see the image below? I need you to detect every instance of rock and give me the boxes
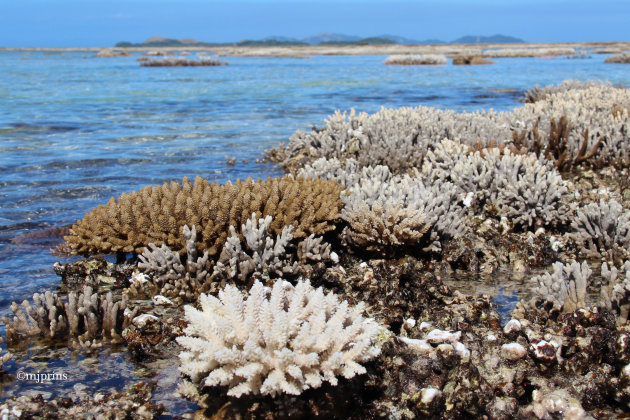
[425,329,461,344]
[501,342,527,361]
[503,319,522,335]
[152,295,174,306]
[530,340,557,364]
[132,314,159,328]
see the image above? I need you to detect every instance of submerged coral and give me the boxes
[177,279,382,397]
[65,176,343,256]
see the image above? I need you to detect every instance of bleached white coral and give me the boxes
[177,279,383,397]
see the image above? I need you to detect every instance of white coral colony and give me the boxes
[177,279,383,397]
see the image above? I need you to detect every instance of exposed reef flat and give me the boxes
[3,41,630,58]
[2,82,630,418]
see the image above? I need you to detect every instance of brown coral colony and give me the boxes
[64,175,343,257]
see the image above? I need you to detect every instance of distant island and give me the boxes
[115,33,526,48]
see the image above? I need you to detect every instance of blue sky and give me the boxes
[1,0,628,47]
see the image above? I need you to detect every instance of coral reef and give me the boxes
[65,176,343,256]
[95,48,130,57]
[0,337,12,370]
[572,198,630,259]
[482,47,576,57]
[177,279,382,397]
[451,55,494,65]
[424,141,573,229]
[605,53,630,64]
[601,261,630,324]
[383,54,447,65]
[270,84,630,172]
[140,57,227,67]
[522,79,609,103]
[1,285,137,347]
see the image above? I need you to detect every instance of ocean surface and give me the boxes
[0,50,629,407]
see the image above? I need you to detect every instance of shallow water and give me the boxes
[1,50,629,411]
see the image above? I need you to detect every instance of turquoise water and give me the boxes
[0,50,629,308]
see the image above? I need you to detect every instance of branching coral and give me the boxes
[1,286,137,347]
[0,338,12,370]
[495,157,572,229]
[601,261,630,324]
[177,279,383,397]
[572,199,630,259]
[424,140,573,229]
[272,83,630,172]
[211,214,299,282]
[133,225,213,302]
[65,176,343,256]
[341,173,468,253]
[530,261,591,314]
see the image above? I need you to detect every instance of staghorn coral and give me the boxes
[383,54,447,65]
[134,225,213,302]
[341,172,468,253]
[572,198,630,259]
[424,140,573,229]
[272,83,630,172]
[495,155,572,229]
[1,285,137,347]
[601,261,630,324]
[177,279,382,397]
[297,234,332,264]
[65,175,343,256]
[529,261,591,314]
[211,214,299,282]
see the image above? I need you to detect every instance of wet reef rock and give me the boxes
[65,175,343,256]
[177,279,383,398]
